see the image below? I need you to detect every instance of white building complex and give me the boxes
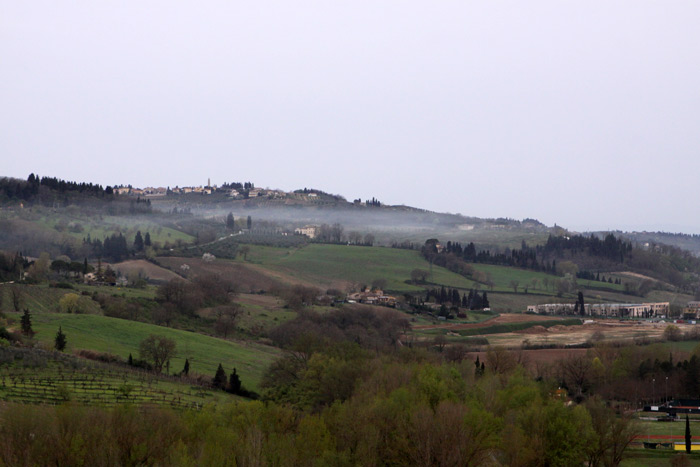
[527,302,669,318]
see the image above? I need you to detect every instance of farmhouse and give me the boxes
[295,225,318,239]
[346,289,397,307]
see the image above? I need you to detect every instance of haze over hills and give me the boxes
[5,173,700,256]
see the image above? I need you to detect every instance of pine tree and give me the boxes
[144,232,152,247]
[228,368,241,394]
[213,363,227,389]
[20,308,33,337]
[54,326,66,351]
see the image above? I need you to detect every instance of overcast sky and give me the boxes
[2,1,699,232]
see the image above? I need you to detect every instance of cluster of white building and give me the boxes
[114,183,317,201]
[527,302,670,318]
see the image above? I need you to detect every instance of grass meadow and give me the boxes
[242,244,478,292]
[19,313,280,392]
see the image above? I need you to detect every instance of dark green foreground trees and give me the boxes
[0,361,637,466]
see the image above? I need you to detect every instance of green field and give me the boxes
[0,284,102,314]
[74,283,158,300]
[242,244,478,292]
[660,340,700,354]
[19,313,280,392]
[36,213,194,246]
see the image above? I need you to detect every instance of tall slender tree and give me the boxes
[686,413,692,453]
[54,326,67,351]
[228,368,241,394]
[21,308,33,337]
[133,231,144,252]
[213,363,227,389]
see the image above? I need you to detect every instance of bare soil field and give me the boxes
[156,257,301,292]
[483,319,694,348]
[112,259,182,282]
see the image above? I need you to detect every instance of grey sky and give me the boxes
[2,1,699,232]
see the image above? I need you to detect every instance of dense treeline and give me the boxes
[0,175,155,218]
[425,287,489,310]
[420,233,700,293]
[0,174,113,202]
[422,233,633,277]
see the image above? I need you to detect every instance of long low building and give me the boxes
[527,302,669,318]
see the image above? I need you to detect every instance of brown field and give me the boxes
[476,319,697,349]
[112,259,182,282]
[155,256,311,292]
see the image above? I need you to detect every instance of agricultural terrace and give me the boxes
[0,365,234,409]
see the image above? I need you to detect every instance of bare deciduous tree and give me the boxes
[214,304,242,339]
[139,334,177,373]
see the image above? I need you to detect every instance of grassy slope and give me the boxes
[0,284,102,314]
[23,313,280,392]
[244,244,478,292]
[36,213,194,245]
[230,245,653,313]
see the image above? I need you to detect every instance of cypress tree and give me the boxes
[54,326,66,351]
[183,358,190,376]
[20,308,33,337]
[133,231,144,251]
[228,368,241,394]
[213,363,227,389]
